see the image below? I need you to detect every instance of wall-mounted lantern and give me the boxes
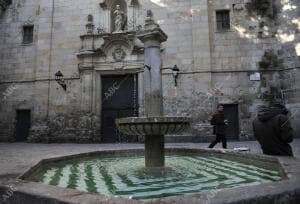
[55,71,67,91]
[171,65,180,87]
[144,64,180,87]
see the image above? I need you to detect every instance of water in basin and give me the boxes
[29,154,282,200]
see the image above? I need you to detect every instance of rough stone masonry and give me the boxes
[0,0,299,143]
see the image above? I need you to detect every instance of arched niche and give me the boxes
[99,0,140,32]
[110,0,127,32]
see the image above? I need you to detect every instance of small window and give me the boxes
[23,25,34,44]
[216,10,230,31]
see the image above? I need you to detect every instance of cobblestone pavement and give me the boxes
[0,139,299,178]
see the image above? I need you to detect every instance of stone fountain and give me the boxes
[15,10,291,204]
[116,11,190,168]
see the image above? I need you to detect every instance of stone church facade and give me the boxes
[0,0,299,143]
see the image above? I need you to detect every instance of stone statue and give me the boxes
[113,5,126,32]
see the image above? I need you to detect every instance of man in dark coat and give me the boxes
[208,104,228,149]
[252,103,294,156]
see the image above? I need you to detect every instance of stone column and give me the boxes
[137,12,168,117]
[137,11,168,167]
[144,132,165,167]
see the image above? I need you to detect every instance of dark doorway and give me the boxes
[222,104,239,140]
[101,74,138,143]
[15,110,31,142]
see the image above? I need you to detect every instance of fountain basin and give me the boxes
[115,117,190,136]
[116,117,190,167]
[20,149,287,202]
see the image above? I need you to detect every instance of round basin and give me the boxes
[115,117,190,136]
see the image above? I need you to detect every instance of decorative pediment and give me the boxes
[77,31,144,59]
[101,32,134,52]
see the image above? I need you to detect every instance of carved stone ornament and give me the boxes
[112,46,126,62]
[233,4,244,12]
[130,0,139,7]
[99,0,108,9]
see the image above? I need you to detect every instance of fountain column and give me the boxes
[137,11,168,167]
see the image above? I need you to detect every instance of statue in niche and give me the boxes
[113,5,127,32]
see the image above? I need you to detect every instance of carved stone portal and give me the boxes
[77,0,144,69]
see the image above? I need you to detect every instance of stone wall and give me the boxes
[0,0,299,142]
[205,0,300,139]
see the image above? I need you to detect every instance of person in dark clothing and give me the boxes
[209,104,228,149]
[252,103,294,156]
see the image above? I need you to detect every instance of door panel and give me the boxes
[101,75,138,143]
[15,110,31,142]
[102,75,135,110]
[223,104,239,140]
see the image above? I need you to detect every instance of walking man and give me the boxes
[209,104,228,149]
[253,103,294,156]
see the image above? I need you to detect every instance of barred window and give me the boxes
[23,25,34,44]
[216,10,230,31]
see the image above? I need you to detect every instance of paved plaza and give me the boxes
[0,139,299,179]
